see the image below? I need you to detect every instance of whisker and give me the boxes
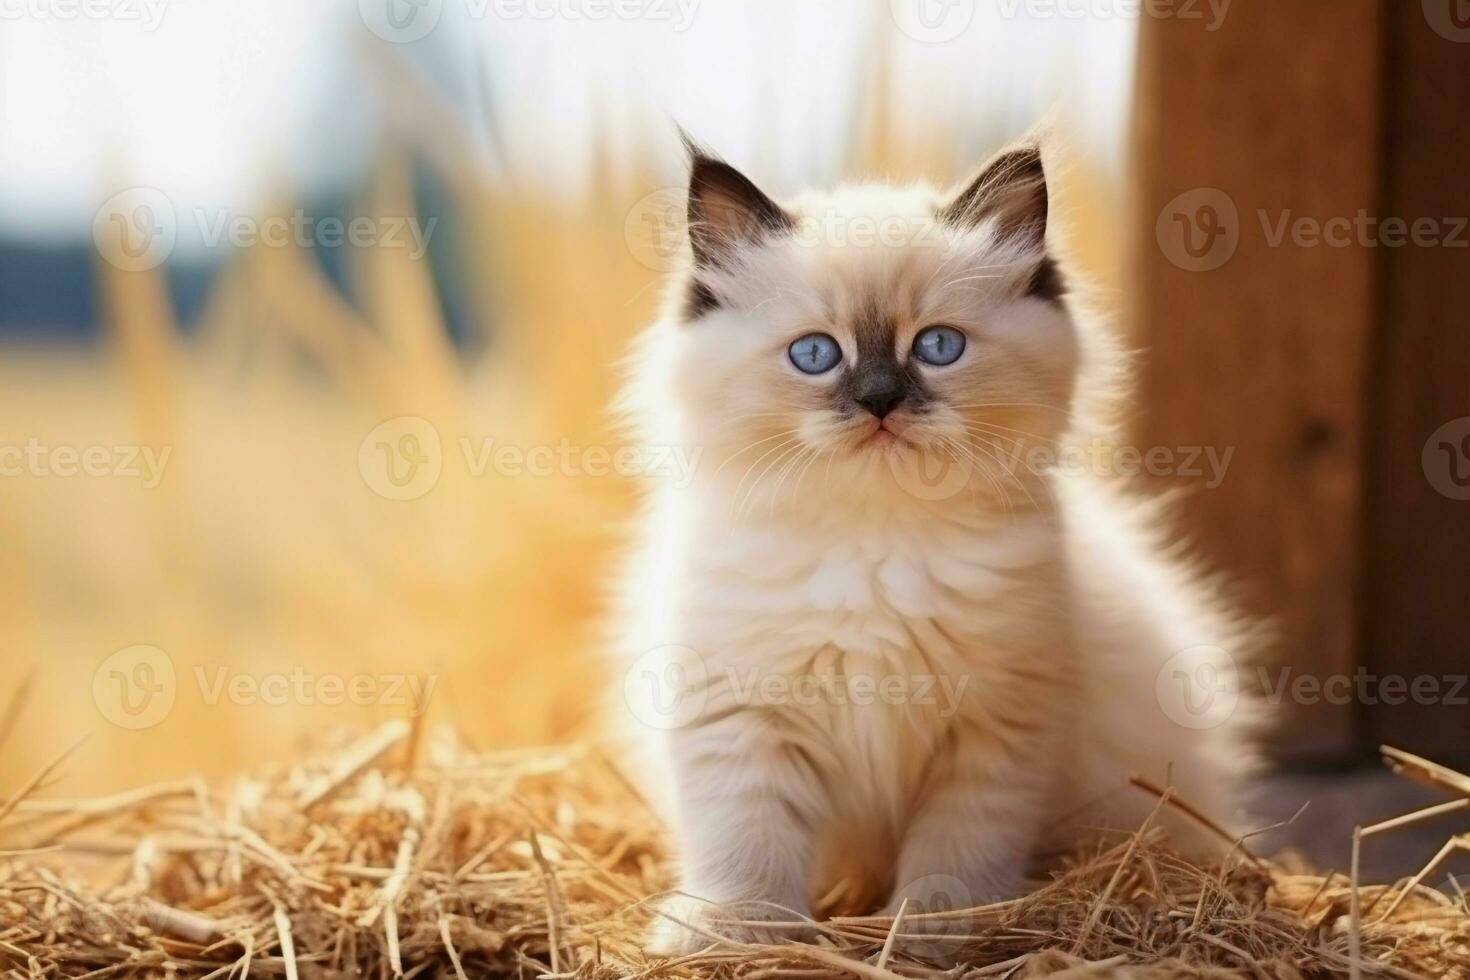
[917,246,971,297]
[970,441,1036,518]
[713,411,801,428]
[710,429,797,479]
[945,402,1072,415]
[959,419,1060,447]
[730,437,799,522]
[791,445,828,500]
[955,432,1049,517]
[940,272,1004,289]
[966,433,1058,514]
[735,439,804,524]
[746,283,807,316]
[767,445,814,519]
[748,441,808,523]
[937,434,1013,523]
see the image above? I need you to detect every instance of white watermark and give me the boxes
[194,666,437,714]
[888,437,1236,503]
[890,0,977,43]
[359,417,444,502]
[996,0,1231,30]
[93,187,436,272]
[1156,188,1240,272]
[93,644,437,730]
[1156,645,1240,730]
[359,0,699,43]
[888,873,976,959]
[1424,417,1470,500]
[0,439,171,489]
[1258,210,1468,250]
[1157,644,1470,729]
[460,437,701,487]
[725,667,969,716]
[93,646,177,730]
[358,416,701,501]
[623,645,971,730]
[0,0,168,30]
[1423,0,1470,43]
[998,439,1235,488]
[1159,187,1469,272]
[625,190,957,272]
[194,210,436,259]
[892,0,1228,44]
[1259,667,1469,708]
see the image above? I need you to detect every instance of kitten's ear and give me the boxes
[939,144,1049,249]
[683,136,794,267]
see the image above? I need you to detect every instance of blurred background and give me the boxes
[0,1,1466,876]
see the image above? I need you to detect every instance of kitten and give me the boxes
[613,136,1260,955]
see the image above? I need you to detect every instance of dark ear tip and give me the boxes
[675,125,720,171]
[1004,143,1045,174]
[939,140,1051,234]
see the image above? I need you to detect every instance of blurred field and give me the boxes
[0,62,1125,795]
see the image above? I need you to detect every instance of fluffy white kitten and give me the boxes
[613,138,1259,954]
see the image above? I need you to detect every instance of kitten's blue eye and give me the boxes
[788,333,842,374]
[913,325,966,366]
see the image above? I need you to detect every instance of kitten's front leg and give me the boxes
[885,734,1049,925]
[651,719,824,955]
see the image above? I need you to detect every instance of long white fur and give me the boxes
[610,160,1260,954]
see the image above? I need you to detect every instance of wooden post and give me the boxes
[1130,2,1386,760]
[1363,4,1470,758]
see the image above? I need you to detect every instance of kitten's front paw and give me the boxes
[648,896,717,957]
[648,895,814,955]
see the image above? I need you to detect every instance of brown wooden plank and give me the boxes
[1364,5,1470,758]
[1129,2,1386,760]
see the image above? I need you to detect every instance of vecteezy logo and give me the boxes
[624,187,687,272]
[1155,645,1239,730]
[359,0,443,43]
[887,440,975,502]
[1423,0,1470,42]
[93,645,177,730]
[1156,188,1239,272]
[622,645,709,730]
[887,873,973,960]
[890,0,976,43]
[359,416,443,501]
[92,188,177,272]
[1423,417,1470,500]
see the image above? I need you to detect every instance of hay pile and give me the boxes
[2,724,1467,979]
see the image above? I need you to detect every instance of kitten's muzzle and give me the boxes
[843,359,917,422]
[855,384,906,420]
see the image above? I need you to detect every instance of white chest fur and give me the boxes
[624,489,1072,795]
[673,498,1063,664]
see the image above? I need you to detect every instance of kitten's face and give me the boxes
[666,145,1079,513]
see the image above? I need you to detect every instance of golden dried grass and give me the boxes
[0,28,1129,795]
[0,138,1123,796]
[0,137,658,790]
[1,730,1467,979]
[0,36,1353,979]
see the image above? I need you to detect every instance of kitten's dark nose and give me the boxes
[856,386,905,419]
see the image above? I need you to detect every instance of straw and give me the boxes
[2,730,1466,978]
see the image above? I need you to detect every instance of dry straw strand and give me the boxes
[0,732,1467,979]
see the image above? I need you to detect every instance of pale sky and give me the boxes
[0,0,1135,248]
